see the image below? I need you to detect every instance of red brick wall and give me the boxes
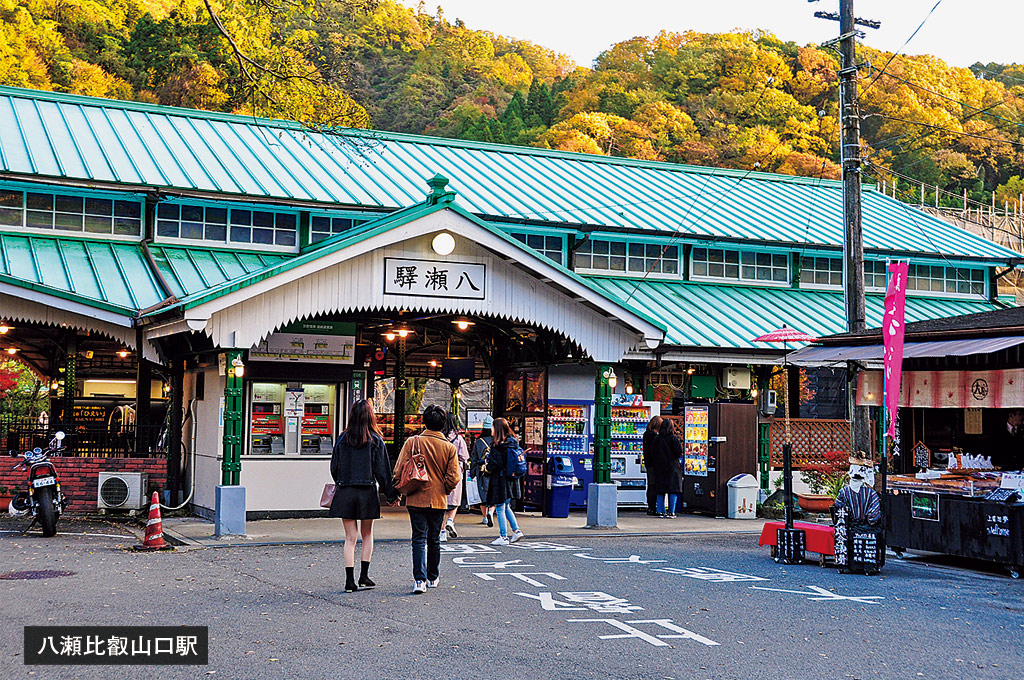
[0,457,167,512]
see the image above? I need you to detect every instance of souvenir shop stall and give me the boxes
[797,307,1024,577]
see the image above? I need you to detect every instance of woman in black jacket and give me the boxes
[484,418,524,545]
[329,399,396,592]
[642,415,663,516]
[653,418,684,518]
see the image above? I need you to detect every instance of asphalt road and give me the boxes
[1,518,1022,680]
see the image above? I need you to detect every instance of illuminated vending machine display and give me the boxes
[300,384,336,455]
[546,400,591,508]
[609,395,660,506]
[250,383,285,454]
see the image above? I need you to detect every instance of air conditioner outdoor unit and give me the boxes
[725,367,751,390]
[97,472,149,510]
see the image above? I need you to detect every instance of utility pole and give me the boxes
[813,0,879,454]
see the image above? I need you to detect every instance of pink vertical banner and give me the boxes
[882,261,909,438]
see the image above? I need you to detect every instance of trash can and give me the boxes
[544,456,574,518]
[727,474,759,519]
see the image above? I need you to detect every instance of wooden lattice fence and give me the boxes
[768,418,858,469]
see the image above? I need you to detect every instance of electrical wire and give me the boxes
[860,0,944,98]
[870,113,1024,148]
[874,71,1024,130]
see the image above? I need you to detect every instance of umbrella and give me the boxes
[753,324,817,533]
[752,327,818,344]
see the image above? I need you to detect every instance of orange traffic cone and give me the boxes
[138,491,167,551]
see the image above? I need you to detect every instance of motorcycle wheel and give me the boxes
[36,487,58,537]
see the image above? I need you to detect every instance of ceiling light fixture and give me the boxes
[118,348,129,359]
[0,322,10,334]
[452,318,475,331]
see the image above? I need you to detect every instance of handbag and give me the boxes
[319,483,336,509]
[395,436,430,496]
[464,470,482,506]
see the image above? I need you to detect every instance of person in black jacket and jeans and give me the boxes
[330,400,396,592]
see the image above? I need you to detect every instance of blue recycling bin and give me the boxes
[545,456,574,518]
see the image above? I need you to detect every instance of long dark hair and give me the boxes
[491,417,514,445]
[658,418,675,437]
[646,415,663,433]
[343,399,381,448]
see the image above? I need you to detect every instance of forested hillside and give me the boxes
[2,0,1023,204]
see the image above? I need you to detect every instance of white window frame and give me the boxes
[0,183,144,241]
[803,256,989,299]
[308,212,371,245]
[574,237,681,279]
[508,231,566,266]
[689,247,790,286]
[155,200,299,253]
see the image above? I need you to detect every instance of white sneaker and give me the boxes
[439,530,448,542]
[510,530,525,543]
[413,580,427,594]
[491,536,511,545]
[446,521,458,539]
[427,578,439,588]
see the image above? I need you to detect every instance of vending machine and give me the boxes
[609,395,660,506]
[250,383,285,454]
[299,384,335,455]
[546,400,592,508]
[681,402,758,516]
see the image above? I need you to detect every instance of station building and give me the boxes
[0,86,1017,522]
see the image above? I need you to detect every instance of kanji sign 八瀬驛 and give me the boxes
[383,258,486,300]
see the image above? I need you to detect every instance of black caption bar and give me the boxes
[24,626,208,665]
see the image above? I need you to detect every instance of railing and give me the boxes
[1,416,166,457]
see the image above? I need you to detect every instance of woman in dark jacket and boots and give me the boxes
[642,415,663,515]
[653,419,684,518]
[330,400,396,592]
[484,418,524,545]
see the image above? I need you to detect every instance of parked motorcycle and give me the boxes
[9,431,67,536]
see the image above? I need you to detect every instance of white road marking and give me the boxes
[568,618,719,647]
[573,553,666,564]
[750,585,884,604]
[452,557,535,569]
[473,572,567,587]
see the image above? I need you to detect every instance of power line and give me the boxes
[875,71,1024,130]
[871,113,1024,148]
[861,0,944,98]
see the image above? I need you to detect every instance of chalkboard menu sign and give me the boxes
[912,441,931,469]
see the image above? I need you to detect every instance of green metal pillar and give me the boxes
[62,334,76,430]
[221,350,244,486]
[393,337,407,452]
[593,364,612,485]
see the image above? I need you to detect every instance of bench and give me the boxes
[759,520,836,566]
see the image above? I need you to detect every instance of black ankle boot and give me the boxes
[358,561,375,588]
[345,566,359,593]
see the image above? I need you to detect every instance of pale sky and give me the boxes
[401,1,1022,69]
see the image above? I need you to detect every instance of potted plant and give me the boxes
[797,449,850,513]
[0,485,12,513]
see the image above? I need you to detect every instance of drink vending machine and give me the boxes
[610,395,660,506]
[546,400,592,508]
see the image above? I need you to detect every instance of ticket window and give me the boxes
[250,383,286,455]
[248,382,337,455]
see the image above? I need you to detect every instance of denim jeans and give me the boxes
[408,507,445,581]
[657,493,680,514]
[494,499,520,538]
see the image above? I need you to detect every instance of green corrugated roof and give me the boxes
[0,86,1018,262]
[0,233,296,315]
[148,245,291,299]
[587,277,1003,349]
[162,196,668,341]
[0,233,162,313]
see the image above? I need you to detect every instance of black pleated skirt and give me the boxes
[328,485,381,520]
